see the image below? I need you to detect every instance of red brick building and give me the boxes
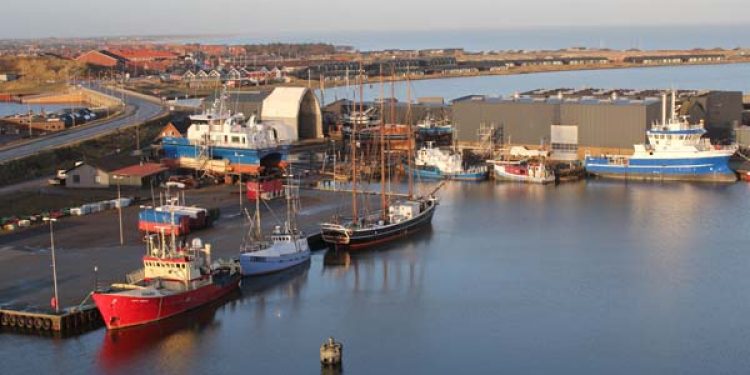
[75,50,123,68]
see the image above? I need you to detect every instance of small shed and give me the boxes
[64,163,111,188]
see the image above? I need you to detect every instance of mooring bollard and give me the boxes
[320,336,343,367]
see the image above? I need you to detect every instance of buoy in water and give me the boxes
[320,336,343,366]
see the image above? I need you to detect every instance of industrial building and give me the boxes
[452,88,743,158]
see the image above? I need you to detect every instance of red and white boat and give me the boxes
[93,235,241,330]
[490,159,556,184]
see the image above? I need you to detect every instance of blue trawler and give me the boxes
[584,92,737,182]
[161,90,288,173]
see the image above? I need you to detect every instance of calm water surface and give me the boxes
[322,63,750,104]
[3,181,750,374]
[181,25,750,52]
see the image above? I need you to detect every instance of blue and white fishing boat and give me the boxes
[584,92,737,182]
[161,88,288,173]
[412,142,487,181]
[416,115,453,137]
[239,178,310,276]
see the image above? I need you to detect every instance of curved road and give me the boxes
[0,84,166,164]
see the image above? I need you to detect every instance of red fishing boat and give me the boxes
[92,234,241,330]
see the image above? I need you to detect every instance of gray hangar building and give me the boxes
[451,89,743,157]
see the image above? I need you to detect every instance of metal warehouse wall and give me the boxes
[560,102,660,149]
[453,99,659,149]
[453,100,556,145]
[700,91,743,141]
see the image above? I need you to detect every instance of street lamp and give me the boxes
[112,175,124,246]
[43,217,59,313]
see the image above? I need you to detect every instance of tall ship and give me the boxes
[239,173,311,276]
[584,92,737,182]
[412,142,487,181]
[92,234,241,330]
[161,88,288,174]
[320,72,439,251]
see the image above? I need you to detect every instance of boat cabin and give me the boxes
[389,201,421,223]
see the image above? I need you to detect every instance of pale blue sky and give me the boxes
[2,0,746,39]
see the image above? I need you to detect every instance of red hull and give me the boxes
[92,277,240,330]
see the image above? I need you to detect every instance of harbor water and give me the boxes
[177,25,750,53]
[321,62,750,104]
[3,180,750,374]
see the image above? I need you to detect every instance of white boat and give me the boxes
[239,175,310,276]
[491,159,556,184]
[413,142,487,181]
[239,225,310,276]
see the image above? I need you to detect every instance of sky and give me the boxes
[1,0,747,40]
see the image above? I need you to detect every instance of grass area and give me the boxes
[0,81,68,96]
[0,56,86,96]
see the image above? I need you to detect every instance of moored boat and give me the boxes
[320,70,441,251]
[92,235,241,330]
[320,197,438,251]
[583,92,737,182]
[491,159,556,184]
[416,115,453,137]
[239,175,310,276]
[412,142,487,181]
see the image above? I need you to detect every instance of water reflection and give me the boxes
[96,293,231,373]
[96,262,311,373]
[322,226,433,295]
[239,261,311,323]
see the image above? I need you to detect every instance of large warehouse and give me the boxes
[452,88,743,157]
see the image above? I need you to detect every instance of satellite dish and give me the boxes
[191,238,203,249]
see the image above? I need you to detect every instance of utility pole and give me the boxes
[43,217,59,313]
[113,175,124,246]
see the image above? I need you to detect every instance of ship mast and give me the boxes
[254,179,262,241]
[406,65,414,199]
[351,63,361,223]
[379,64,387,220]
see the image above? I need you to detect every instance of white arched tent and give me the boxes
[261,87,323,142]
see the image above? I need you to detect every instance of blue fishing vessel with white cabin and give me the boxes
[161,89,288,174]
[411,142,487,181]
[584,92,737,182]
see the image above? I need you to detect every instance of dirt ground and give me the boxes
[0,183,374,309]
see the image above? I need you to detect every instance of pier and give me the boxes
[0,304,102,335]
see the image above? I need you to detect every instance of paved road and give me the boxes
[0,84,166,164]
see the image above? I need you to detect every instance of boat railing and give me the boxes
[126,268,145,284]
[320,223,348,232]
[240,241,271,254]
